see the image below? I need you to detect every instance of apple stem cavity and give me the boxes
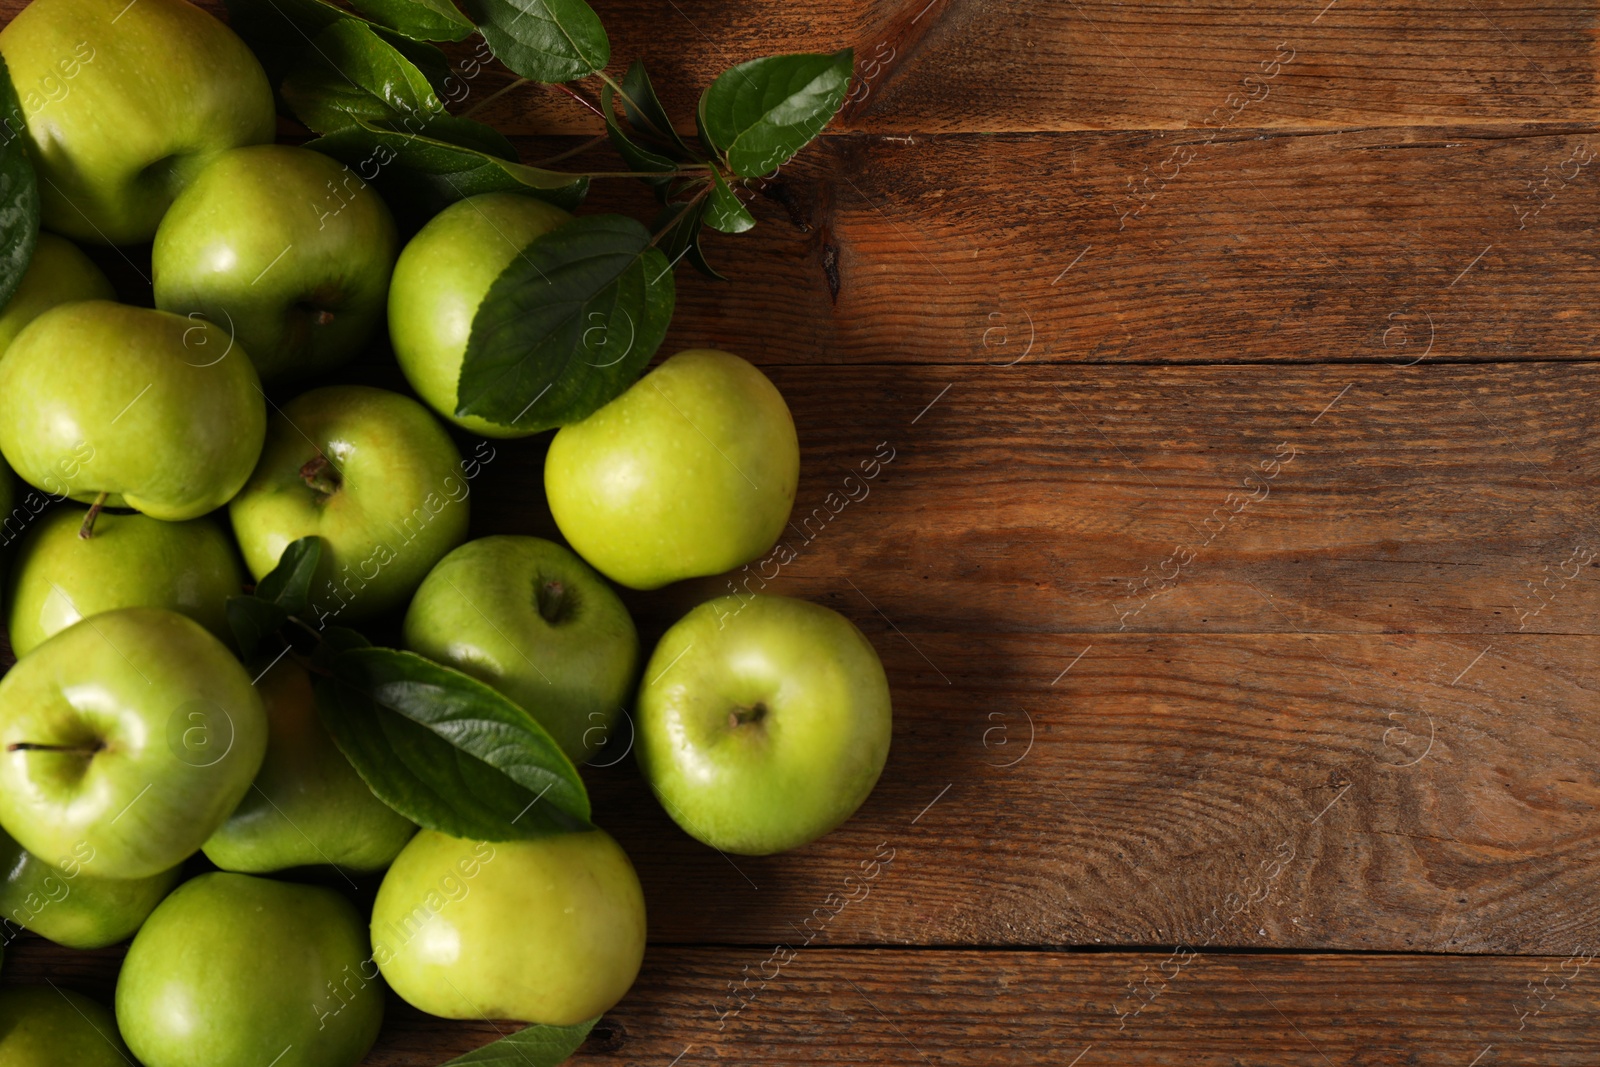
[535,579,570,624]
[728,702,768,729]
[78,492,109,540]
[299,454,342,496]
[8,740,105,755]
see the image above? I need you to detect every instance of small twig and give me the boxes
[461,76,529,119]
[528,133,610,167]
[649,181,715,248]
[79,491,108,540]
[550,81,608,123]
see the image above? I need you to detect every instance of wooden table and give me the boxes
[8,0,1600,1063]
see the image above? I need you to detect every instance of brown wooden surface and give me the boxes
[5,0,1600,1062]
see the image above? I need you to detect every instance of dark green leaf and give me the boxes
[619,60,692,158]
[225,596,289,664]
[226,0,354,83]
[281,19,442,134]
[457,0,608,83]
[317,648,591,840]
[703,170,755,234]
[455,214,674,431]
[697,49,853,178]
[652,197,721,280]
[598,82,675,192]
[308,120,587,222]
[256,536,323,614]
[442,1018,598,1066]
[0,55,39,311]
[348,0,474,41]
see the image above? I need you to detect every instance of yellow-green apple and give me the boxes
[402,536,638,763]
[0,0,274,243]
[116,871,382,1067]
[0,607,267,879]
[0,233,114,352]
[7,506,244,657]
[636,593,891,854]
[0,985,131,1065]
[204,660,415,873]
[0,301,265,521]
[372,829,645,1024]
[153,145,400,382]
[229,385,470,623]
[545,349,799,590]
[0,828,178,948]
[387,191,570,437]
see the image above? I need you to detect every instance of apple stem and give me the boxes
[728,702,768,729]
[299,454,342,495]
[8,741,104,755]
[78,492,109,540]
[535,579,569,624]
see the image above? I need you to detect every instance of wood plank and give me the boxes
[10,942,1599,1064]
[544,126,1600,368]
[451,0,1599,134]
[468,361,1600,637]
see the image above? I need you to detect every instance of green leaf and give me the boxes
[225,536,324,661]
[256,536,323,614]
[281,19,443,133]
[225,596,289,665]
[316,647,591,841]
[458,0,608,83]
[308,120,587,222]
[703,170,755,234]
[226,0,356,82]
[697,49,853,178]
[598,82,675,192]
[348,0,474,41]
[442,1018,598,1066]
[652,197,721,280]
[455,214,674,431]
[619,60,692,158]
[0,55,39,311]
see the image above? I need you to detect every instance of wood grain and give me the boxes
[450,0,1600,134]
[467,361,1600,637]
[535,126,1600,368]
[11,941,1598,1065]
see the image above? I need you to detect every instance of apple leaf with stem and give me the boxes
[455,213,674,431]
[457,0,609,84]
[315,647,593,840]
[697,49,854,178]
[441,1017,599,1066]
[0,54,38,311]
[347,0,475,42]
[308,119,589,222]
[598,81,677,195]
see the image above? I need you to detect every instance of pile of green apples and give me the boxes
[0,0,893,1062]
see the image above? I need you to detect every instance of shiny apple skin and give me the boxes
[0,233,115,353]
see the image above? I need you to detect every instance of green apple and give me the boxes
[0,233,114,353]
[153,144,400,382]
[0,985,131,1065]
[204,659,415,873]
[0,0,274,244]
[403,536,639,763]
[117,871,382,1067]
[0,301,266,522]
[636,593,891,855]
[0,607,267,879]
[545,349,799,590]
[229,385,470,623]
[7,506,244,658]
[388,191,570,438]
[372,829,645,1025]
[0,827,178,948]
